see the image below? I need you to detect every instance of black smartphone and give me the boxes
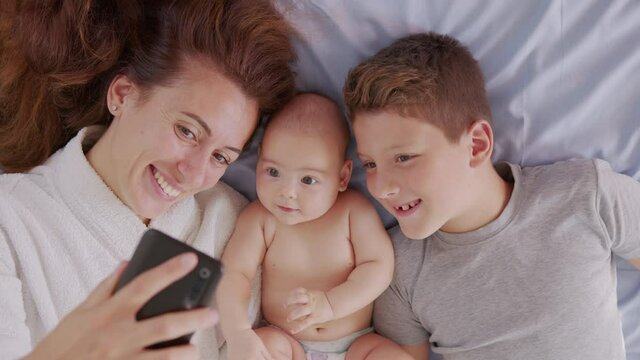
[113,228,223,349]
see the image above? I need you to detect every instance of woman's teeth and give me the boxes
[153,168,181,198]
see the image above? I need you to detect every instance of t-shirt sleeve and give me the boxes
[0,225,32,359]
[595,160,640,259]
[373,271,429,346]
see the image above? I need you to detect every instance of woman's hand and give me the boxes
[25,253,218,360]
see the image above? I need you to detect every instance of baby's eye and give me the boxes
[301,176,317,185]
[396,154,413,163]
[175,124,196,141]
[267,168,279,177]
[212,152,230,166]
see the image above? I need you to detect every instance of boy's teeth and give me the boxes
[153,168,181,198]
[397,200,420,211]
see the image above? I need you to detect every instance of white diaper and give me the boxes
[299,327,374,360]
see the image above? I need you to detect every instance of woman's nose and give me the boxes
[177,149,209,188]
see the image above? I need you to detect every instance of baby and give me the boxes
[217,93,410,360]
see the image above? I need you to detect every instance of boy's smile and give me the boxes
[393,199,423,217]
[353,110,474,239]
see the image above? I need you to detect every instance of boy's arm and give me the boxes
[324,191,394,319]
[594,161,640,266]
[216,202,268,339]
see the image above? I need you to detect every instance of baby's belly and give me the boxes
[261,273,373,341]
[263,294,373,341]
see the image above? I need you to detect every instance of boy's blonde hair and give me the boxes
[343,32,491,142]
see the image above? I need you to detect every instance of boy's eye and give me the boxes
[301,176,317,185]
[267,168,279,177]
[362,161,376,169]
[212,152,230,166]
[176,124,196,141]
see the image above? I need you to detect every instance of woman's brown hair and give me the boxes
[0,0,296,172]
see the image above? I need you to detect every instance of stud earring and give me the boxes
[111,105,117,112]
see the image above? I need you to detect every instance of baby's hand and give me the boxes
[285,287,334,334]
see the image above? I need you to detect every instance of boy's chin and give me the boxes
[398,221,437,240]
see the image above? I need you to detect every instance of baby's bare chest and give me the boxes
[263,224,354,287]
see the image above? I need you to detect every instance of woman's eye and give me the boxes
[396,155,412,163]
[176,125,196,141]
[267,168,279,177]
[301,176,317,185]
[212,152,230,165]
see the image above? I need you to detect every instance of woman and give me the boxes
[0,0,295,359]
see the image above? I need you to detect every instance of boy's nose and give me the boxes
[369,171,399,200]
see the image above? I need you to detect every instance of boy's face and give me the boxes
[353,111,473,239]
[256,127,351,225]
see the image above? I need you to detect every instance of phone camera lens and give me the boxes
[199,267,211,279]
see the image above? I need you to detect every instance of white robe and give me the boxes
[0,127,247,359]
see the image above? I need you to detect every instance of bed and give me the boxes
[221,0,640,358]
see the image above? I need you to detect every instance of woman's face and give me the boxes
[88,59,259,222]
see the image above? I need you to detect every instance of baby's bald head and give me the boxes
[264,93,350,159]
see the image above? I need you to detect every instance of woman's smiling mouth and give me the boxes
[151,166,182,199]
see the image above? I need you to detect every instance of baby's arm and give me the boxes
[325,191,394,317]
[287,191,394,332]
[216,202,272,359]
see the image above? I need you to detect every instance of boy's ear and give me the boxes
[466,119,494,168]
[107,74,137,117]
[338,159,353,191]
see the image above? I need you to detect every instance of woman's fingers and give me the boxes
[81,261,128,308]
[135,344,199,360]
[111,253,198,312]
[131,307,217,350]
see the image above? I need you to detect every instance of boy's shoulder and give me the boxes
[517,158,603,195]
[521,157,600,176]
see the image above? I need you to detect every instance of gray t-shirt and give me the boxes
[374,159,640,360]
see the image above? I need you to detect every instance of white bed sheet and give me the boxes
[1,0,637,358]
[222,1,640,358]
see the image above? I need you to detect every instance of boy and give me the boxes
[217,93,411,360]
[343,32,640,359]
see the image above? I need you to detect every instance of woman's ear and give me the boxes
[466,119,494,168]
[338,159,353,191]
[107,74,137,117]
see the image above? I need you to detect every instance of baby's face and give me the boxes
[256,127,348,225]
